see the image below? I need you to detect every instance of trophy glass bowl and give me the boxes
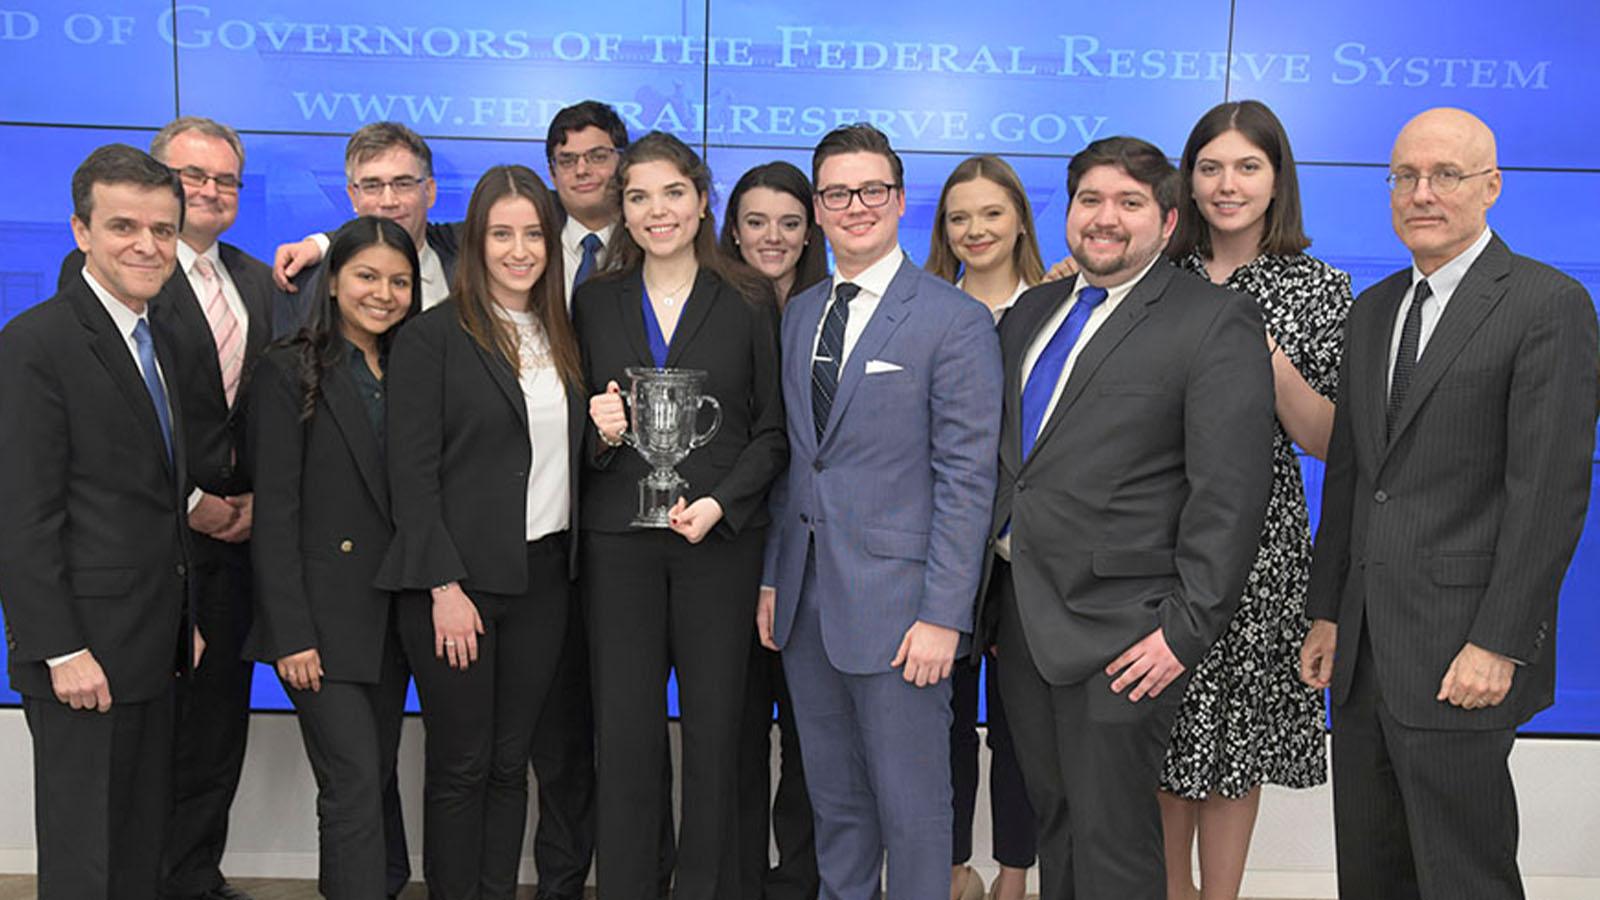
[621,367,722,528]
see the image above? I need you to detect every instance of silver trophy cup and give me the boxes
[621,367,722,528]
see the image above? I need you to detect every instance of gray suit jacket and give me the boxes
[975,262,1276,685]
[1306,233,1598,730]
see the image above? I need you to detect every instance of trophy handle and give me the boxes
[619,390,639,449]
[690,395,722,450]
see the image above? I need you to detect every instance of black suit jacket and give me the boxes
[975,263,1276,683]
[275,221,460,340]
[0,274,192,702]
[572,268,787,537]
[244,346,397,683]
[1306,234,1598,729]
[60,243,274,497]
[376,300,585,594]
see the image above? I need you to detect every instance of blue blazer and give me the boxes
[764,255,1002,674]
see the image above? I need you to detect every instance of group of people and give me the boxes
[0,92,1592,900]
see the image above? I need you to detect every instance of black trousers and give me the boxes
[584,527,764,900]
[950,650,1037,868]
[26,689,175,900]
[994,563,1187,900]
[528,607,598,900]
[396,534,571,900]
[164,535,253,899]
[1331,626,1523,900]
[737,638,819,900]
[284,620,410,900]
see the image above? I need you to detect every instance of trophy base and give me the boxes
[631,473,687,529]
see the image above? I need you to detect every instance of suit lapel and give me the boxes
[470,334,528,430]
[220,243,273,371]
[1384,238,1511,451]
[1000,279,1071,474]
[69,280,176,478]
[788,282,829,456]
[618,276,656,368]
[1363,274,1409,463]
[820,258,915,445]
[1024,265,1166,464]
[321,363,389,512]
[664,271,716,368]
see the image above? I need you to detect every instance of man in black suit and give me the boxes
[60,117,274,900]
[976,136,1275,900]
[0,144,193,900]
[270,121,458,336]
[1301,108,1598,900]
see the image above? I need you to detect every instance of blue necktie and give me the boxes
[573,232,603,289]
[132,319,174,465]
[1020,286,1108,459]
[811,282,860,441]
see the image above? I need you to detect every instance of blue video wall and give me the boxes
[0,0,1597,733]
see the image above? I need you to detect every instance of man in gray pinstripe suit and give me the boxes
[1301,107,1598,900]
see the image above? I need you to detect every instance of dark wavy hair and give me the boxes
[290,216,422,421]
[599,131,774,305]
[452,164,582,391]
[926,154,1046,287]
[717,160,828,305]
[1168,100,1311,260]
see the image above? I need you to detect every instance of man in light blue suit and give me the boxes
[756,124,1003,900]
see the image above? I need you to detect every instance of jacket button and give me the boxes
[799,514,810,524]
[812,461,824,472]
[176,563,187,577]
[1374,490,1389,503]
[1015,480,1027,492]
[220,465,232,479]
[339,539,354,553]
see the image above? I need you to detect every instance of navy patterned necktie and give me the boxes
[1387,278,1432,438]
[574,232,603,289]
[811,282,860,441]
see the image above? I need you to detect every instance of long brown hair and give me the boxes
[717,161,828,305]
[452,165,582,391]
[1168,100,1312,260]
[926,154,1046,287]
[599,131,774,305]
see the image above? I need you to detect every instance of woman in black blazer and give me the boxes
[375,165,586,900]
[575,131,787,900]
[245,216,421,900]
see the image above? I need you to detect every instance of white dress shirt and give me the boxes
[996,255,1161,561]
[562,217,616,308]
[503,307,572,541]
[1387,227,1493,388]
[812,246,905,368]
[957,276,1031,325]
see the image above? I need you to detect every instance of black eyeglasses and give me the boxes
[553,146,619,171]
[816,182,899,211]
[171,165,242,193]
[351,175,428,198]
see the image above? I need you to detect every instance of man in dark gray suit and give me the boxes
[1301,108,1598,900]
[976,136,1275,900]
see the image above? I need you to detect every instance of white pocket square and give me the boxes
[865,359,904,374]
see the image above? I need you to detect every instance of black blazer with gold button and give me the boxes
[572,268,787,537]
[244,345,395,683]
[375,300,586,595]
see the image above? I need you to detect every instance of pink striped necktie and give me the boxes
[195,255,243,407]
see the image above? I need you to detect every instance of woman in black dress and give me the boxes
[576,131,787,900]
[376,165,586,900]
[246,216,420,900]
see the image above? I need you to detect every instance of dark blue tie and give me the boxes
[811,282,860,441]
[1020,285,1108,459]
[573,232,603,288]
[132,319,173,464]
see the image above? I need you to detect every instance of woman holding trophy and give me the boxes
[574,131,787,900]
[376,165,586,900]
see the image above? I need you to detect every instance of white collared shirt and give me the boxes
[500,306,571,541]
[1387,227,1493,388]
[813,246,905,369]
[562,217,616,308]
[177,241,249,347]
[957,276,1030,325]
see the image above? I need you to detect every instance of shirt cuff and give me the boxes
[46,649,88,668]
[309,232,331,255]
[187,487,204,514]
